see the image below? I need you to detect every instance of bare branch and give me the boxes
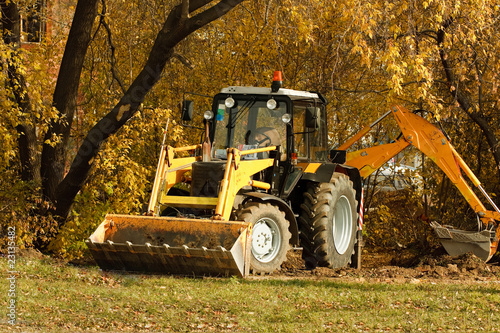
[437,18,500,178]
[181,0,190,23]
[100,0,126,93]
[172,53,194,69]
[187,0,245,31]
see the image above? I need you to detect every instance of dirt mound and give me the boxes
[266,247,500,282]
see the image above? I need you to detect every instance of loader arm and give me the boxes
[148,144,202,215]
[342,105,500,260]
[86,144,279,278]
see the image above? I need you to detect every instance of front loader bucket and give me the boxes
[430,222,497,262]
[86,214,252,277]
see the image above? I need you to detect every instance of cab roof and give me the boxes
[220,86,321,101]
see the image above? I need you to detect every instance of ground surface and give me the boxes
[259,246,500,283]
[4,248,500,332]
[17,246,500,283]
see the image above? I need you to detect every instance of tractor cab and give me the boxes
[209,86,329,164]
[179,73,332,201]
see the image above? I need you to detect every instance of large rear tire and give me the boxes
[237,202,291,273]
[299,173,358,269]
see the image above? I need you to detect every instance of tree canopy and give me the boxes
[1,0,499,255]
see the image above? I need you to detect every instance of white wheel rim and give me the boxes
[251,218,281,263]
[332,195,353,255]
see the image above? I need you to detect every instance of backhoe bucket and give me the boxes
[430,222,496,262]
[86,214,252,277]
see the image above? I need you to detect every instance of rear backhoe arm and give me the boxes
[341,105,500,260]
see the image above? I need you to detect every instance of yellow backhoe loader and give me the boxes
[341,105,500,261]
[87,72,500,277]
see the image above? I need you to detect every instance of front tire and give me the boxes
[237,202,291,273]
[299,173,358,269]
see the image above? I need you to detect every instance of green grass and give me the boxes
[1,257,500,332]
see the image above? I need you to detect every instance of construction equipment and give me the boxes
[87,71,363,277]
[341,105,500,261]
[87,71,499,277]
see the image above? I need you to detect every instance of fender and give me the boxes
[300,163,363,208]
[242,192,300,246]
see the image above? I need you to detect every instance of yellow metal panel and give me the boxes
[160,195,218,209]
[249,180,271,190]
[164,156,197,192]
[240,145,277,156]
[224,158,275,221]
[338,126,371,150]
[346,140,409,178]
[216,154,275,221]
[173,144,202,153]
[148,146,199,214]
[303,163,321,174]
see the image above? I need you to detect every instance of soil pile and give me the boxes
[271,247,500,282]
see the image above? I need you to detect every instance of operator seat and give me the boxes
[251,127,285,161]
[253,127,281,147]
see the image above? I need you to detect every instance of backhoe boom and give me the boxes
[342,105,500,260]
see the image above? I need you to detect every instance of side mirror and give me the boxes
[181,100,194,121]
[305,106,320,129]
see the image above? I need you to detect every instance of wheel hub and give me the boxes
[332,195,353,255]
[251,218,280,262]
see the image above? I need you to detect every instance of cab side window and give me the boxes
[293,106,308,160]
[293,103,328,162]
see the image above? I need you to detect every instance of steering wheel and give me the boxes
[255,133,272,147]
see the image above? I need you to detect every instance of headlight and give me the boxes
[204,110,214,120]
[225,97,235,108]
[267,98,278,110]
[282,113,291,124]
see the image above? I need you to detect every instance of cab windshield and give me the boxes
[212,98,288,159]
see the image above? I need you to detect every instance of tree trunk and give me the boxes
[54,0,244,220]
[1,1,40,183]
[40,0,100,201]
